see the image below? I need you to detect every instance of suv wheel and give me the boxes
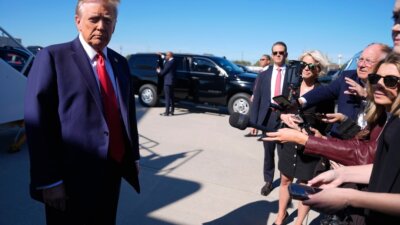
[139,84,158,107]
[228,93,251,115]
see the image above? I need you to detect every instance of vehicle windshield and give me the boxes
[343,51,361,71]
[212,57,244,74]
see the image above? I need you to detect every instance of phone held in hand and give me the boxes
[288,183,322,200]
[314,113,327,121]
[272,95,291,108]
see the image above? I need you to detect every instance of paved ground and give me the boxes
[0,100,323,225]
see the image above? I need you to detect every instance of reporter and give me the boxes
[265,56,388,166]
[302,52,400,224]
[273,50,334,225]
[294,43,391,138]
[264,112,385,165]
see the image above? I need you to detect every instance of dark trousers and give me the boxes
[262,109,279,183]
[263,140,276,182]
[164,84,175,114]
[45,162,122,225]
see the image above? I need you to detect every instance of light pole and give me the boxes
[338,54,342,66]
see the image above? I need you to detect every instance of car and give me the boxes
[26,45,43,55]
[342,51,361,71]
[0,45,33,76]
[236,64,258,74]
[333,51,361,80]
[318,69,339,84]
[127,53,258,115]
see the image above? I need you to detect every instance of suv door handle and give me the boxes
[192,77,199,80]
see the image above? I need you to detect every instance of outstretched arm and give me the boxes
[264,124,381,166]
[304,187,400,216]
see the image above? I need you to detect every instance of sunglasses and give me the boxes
[368,73,400,88]
[272,51,285,56]
[300,62,317,70]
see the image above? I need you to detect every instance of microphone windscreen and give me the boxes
[229,112,249,130]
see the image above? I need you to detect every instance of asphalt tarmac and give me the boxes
[0,100,322,225]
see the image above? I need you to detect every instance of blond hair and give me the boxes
[298,50,329,76]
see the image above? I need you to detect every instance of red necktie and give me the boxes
[274,67,282,97]
[97,53,125,162]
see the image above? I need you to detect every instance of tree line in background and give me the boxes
[233,59,341,71]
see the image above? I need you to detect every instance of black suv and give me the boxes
[127,53,257,115]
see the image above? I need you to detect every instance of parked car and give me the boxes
[236,64,257,74]
[127,53,258,115]
[26,45,43,55]
[0,46,33,75]
[331,51,361,81]
[342,51,361,71]
[318,69,339,84]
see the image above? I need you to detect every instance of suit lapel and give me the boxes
[263,67,273,102]
[71,38,105,117]
[282,64,291,97]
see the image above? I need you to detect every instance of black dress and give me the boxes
[278,82,334,181]
[366,115,400,225]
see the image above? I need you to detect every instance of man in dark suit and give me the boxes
[24,1,140,224]
[159,51,177,116]
[297,43,391,137]
[250,41,296,196]
[245,54,271,137]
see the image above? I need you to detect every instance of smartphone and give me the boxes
[272,95,291,108]
[314,113,327,121]
[288,183,322,200]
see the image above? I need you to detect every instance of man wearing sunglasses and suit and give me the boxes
[250,41,297,196]
[295,43,391,138]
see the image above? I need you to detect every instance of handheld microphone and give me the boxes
[229,112,272,132]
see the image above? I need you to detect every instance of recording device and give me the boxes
[313,113,327,121]
[229,112,272,132]
[272,95,293,111]
[288,183,322,200]
[272,94,312,133]
[287,60,305,91]
[334,118,361,140]
[274,61,315,134]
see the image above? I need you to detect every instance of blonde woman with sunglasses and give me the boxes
[272,50,334,225]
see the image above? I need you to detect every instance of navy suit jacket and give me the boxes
[250,65,295,129]
[160,58,177,85]
[302,70,363,133]
[24,38,140,202]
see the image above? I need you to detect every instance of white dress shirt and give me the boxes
[270,65,286,102]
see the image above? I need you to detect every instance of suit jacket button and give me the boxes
[104,131,109,136]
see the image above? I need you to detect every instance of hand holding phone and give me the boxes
[288,183,322,200]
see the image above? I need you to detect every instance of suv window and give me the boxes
[174,56,186,71]
[192,58,216,73]
[213,57,242,74]
[343,51,361,71]
[130,55,158,70]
